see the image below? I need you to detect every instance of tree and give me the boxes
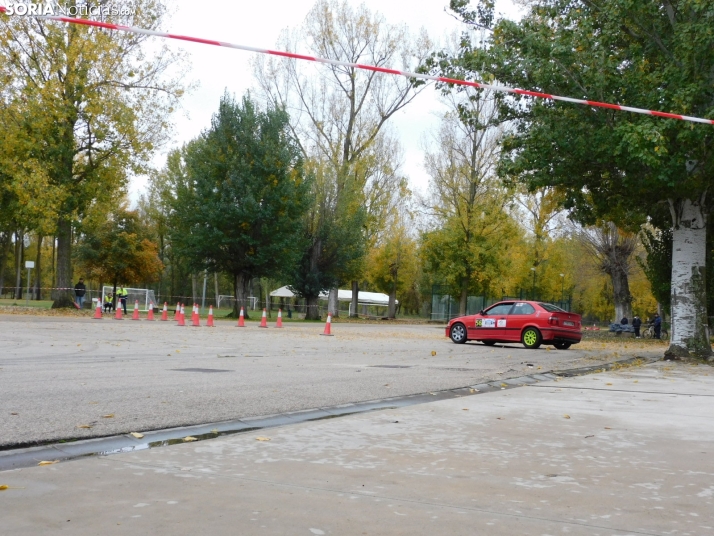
[366,207,419,318]
[639,227,673,314]
[0,0,185,307]
[287,158,366,320]
[441,0,714,358]
[254,0,430,316]
[422,87,517,314]
[75,207,163,302]
[573,222,638,321]
[171,93,310,318]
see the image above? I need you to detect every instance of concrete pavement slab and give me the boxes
[1,361,711,535]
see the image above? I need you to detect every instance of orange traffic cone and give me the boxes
[174,302,180,320]
[259,308,268,328]
[177,304,186,326]
[132,300,140,320]
[161,302,169,321]
[114,304,123,320]
[321,313,334,336]
[94,300,103,319]
[147,303,155,321]
[275,309,283,328]
[237,306,245,327]
[192,304,201,327]
[207,306,215,327]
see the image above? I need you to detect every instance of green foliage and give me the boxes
[638,228,672,311]
[171,93,311,313]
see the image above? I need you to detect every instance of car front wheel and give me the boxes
[450,323,467,344]
[522,327,542,349]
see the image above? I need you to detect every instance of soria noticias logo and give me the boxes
[3,1,135,17]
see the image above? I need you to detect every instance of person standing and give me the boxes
[118,286,128,314]
[74,278,87,309]
[620,316,629,325]
[632,315,642,338]
[653,313,662,339]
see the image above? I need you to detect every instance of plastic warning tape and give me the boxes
[1,6,712,126]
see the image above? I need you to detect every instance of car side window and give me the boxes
[485,303,514,315]
[510,303,535,315]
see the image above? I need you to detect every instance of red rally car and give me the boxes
[445,301,582,349]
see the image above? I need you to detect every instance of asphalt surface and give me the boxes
[0,315,661,447]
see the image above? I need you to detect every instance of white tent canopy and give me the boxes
[270,286,396,306]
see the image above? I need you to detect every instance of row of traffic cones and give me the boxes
[95,300,334,335]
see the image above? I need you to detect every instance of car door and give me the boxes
[473,302,514,340]
[505,302,537,341]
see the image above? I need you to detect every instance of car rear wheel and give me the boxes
[521,327,542,349]
[553,341,571,350]
[450,323,467,344]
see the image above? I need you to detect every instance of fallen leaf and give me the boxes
[500,383,508,387]
[102,414,114,419]
[211,429,219,434]
[10,412,18,415]
[183,436,197,442]
[0,485,7,490]
[563,414,571,419]
[462,408,469,411]
[604,427,612,430]
[585,435,594,438]
[38,460,58,466]
[497,417,505,420]
[633,380,638,383]
[76,425,92,429]
[606,383,613,386]
[431,351,436,356]
[255,437,271,442]
[130,432,144,439]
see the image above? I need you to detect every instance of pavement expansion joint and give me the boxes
[0,355,660,472]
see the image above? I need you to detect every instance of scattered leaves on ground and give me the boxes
[431,351,436,356]
[76,425,92,429]
[38,460,58,466]
[563,414,571,419]
[130,432,144,439]
[102,414,114,418]
[183,436,197,442]
[255,437,271,442]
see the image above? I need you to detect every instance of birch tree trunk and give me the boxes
[14,231,23,300]
[667,197,712,359]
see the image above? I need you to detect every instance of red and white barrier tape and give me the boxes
[1,6,712,126]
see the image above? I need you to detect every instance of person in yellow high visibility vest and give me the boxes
[117,287,128,314]
[104,293,114,313]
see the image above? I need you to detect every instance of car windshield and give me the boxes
[538,303,566,313]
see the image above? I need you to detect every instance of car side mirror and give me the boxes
[479,310,485,315]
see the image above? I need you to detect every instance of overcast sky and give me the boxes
[130,0,523,201]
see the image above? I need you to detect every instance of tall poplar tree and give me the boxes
[0,0,185,307]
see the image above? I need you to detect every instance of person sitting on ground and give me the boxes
[632,315,642,338]
[104,293,114,313]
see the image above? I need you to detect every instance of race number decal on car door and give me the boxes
[497,319,507,328]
